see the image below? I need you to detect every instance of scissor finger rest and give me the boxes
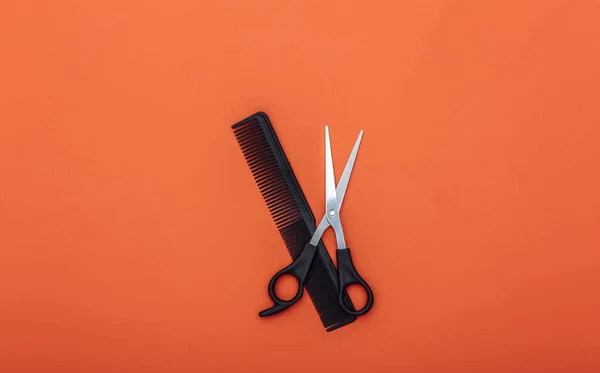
[259,243,319,317]
[336,248,374,316]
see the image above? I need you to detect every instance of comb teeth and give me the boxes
[232,113,356,331]
[233,120,303,229]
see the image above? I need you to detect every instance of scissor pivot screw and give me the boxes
[329,210,336,216]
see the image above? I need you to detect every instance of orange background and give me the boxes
[1,0,600,372]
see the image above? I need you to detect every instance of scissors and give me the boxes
[259,125,374,317]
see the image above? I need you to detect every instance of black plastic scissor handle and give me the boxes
[258,243,319,317]
[336,248,374,316]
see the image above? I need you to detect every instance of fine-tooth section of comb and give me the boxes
[232,112,356,331]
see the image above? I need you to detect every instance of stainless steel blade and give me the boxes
[335,130,363,211]
[309,127,363,249]
[325,125,338,216]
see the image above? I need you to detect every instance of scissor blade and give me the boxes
[309,215,329,246]
[336,130,363,211]
[325,125,338,214]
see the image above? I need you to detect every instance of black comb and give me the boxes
[232,112,357,331]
